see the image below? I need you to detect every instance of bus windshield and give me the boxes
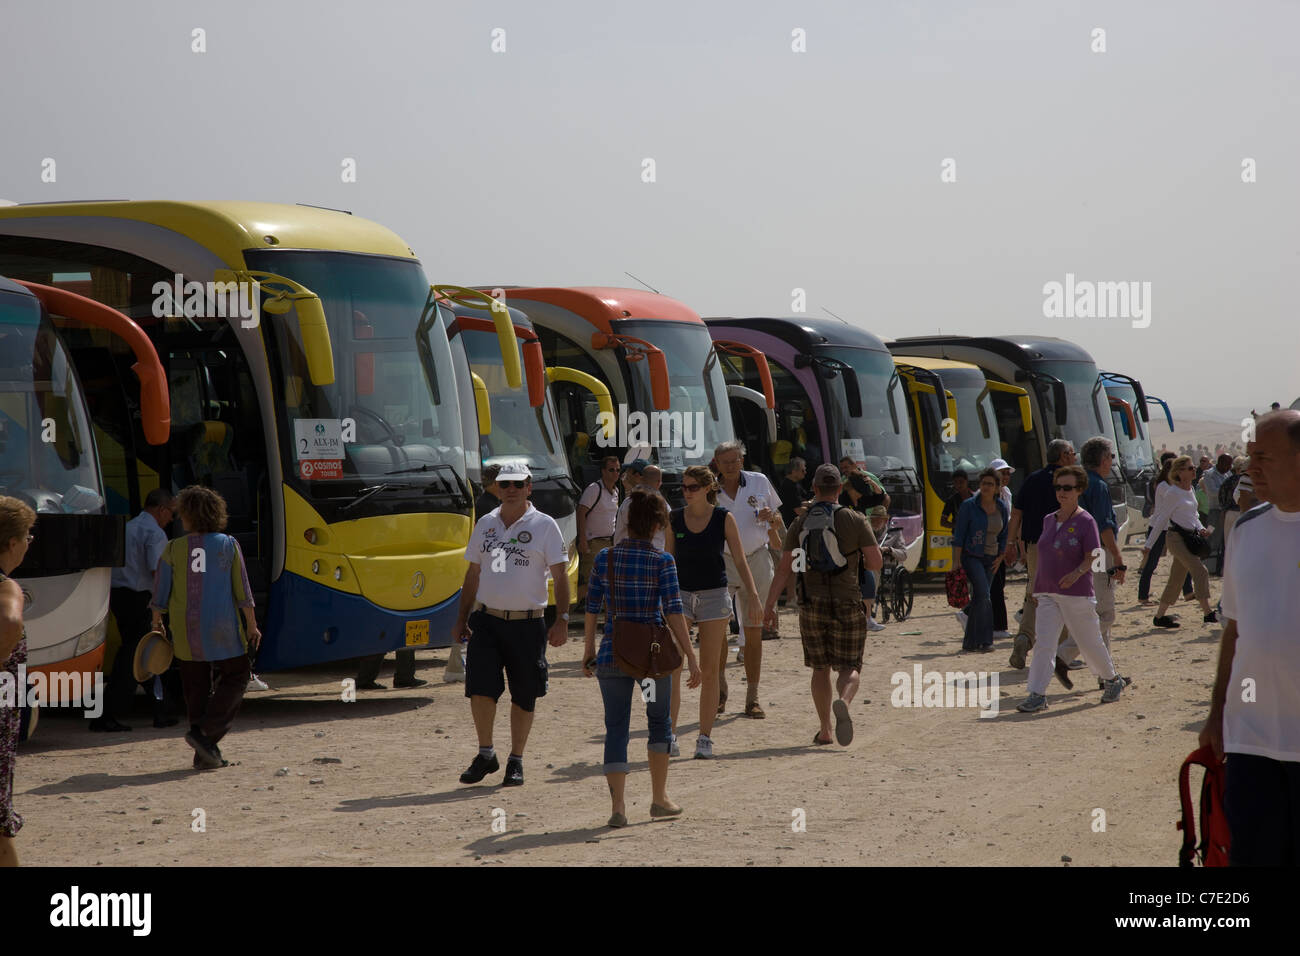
[1107,383,1154,476]
[817,346,917,481]
[1032,359,1116,452]
[461,327,569,481]
[932,371,1002,480]
[0,299,104,514]
[617,319,734,473]
[247,250,467,511]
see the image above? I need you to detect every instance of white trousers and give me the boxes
[1027,593,1117,696]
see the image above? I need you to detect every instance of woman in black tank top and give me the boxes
[663,466,760,759]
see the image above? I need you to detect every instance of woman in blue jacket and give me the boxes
[952,468,1009,651]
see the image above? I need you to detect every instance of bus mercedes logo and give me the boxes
[411,571,425,598]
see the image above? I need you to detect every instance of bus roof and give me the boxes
[706,316,890,352]
[0,201,417,267]
[891,354,986,373]
[887,334,1097,366]
[487,287,702,335]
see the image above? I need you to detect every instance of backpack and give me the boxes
[798,501,849,576]
[1176,746,1231,867]
[1219,473,1241,512]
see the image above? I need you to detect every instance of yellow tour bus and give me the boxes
[0,201,519,670]
[893,355,1031,575]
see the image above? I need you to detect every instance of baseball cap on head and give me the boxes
[496,461,531,482]
[813,463,842,487]
[623,458,650,475]
[989,458,1015,473]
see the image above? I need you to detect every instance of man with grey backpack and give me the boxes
[765,464,882,748]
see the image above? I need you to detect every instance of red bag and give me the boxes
[945,569,970,609]
[1176,746,1231,867]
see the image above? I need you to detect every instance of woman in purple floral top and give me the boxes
[1016,466,1125,714]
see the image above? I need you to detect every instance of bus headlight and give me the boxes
[75,617,108,657]
[334,566,343,581]
[312,560,321,574]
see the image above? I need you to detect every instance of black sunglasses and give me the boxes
[1053,484,1079,492]
[499,480,528,489]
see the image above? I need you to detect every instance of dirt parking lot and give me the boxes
[16,544,1218,867]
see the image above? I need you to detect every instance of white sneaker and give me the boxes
[993,630,1011,639]
[955,610,968,630]
[670,734,680,758]
[248,673,270,692]
[867,617,886,632]
[694,735,714,759]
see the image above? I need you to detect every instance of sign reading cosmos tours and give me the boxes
[294,418,344,480]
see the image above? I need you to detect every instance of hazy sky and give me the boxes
[1,0,1295,412]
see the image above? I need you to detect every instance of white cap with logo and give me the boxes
[989,458,1015,473]
[496,461,532,482]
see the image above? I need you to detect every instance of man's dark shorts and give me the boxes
[1224,751,1300,865]
[464,611,548,712]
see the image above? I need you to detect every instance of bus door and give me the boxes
[534,324,610,486]
[164,340,270,598]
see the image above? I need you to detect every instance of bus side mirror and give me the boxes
[648,350,670,411]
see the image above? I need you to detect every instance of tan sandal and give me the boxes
[743,699,766,719]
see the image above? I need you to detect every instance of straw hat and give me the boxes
[133,628,174,682]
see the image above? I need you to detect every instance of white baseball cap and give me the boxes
[496,461,532,482]
[989,458,1015,473]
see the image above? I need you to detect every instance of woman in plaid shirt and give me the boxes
[583,492,701,827]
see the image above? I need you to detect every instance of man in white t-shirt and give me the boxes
[1200,410,1300,864]
[714,440,783,718]
[614,464,666,550]
[575,455,622,604]
[451,462,569,788]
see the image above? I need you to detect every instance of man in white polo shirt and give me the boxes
[1200,410,1300,864]
[714,440,783,718]
[575,455,621,604]
[452,462,569,787]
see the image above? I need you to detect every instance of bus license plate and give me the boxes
[405,620,430,646]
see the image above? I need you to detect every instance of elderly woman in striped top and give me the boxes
[150,485,260,771]
[1144,455,1217,629]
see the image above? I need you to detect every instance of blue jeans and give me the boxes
[859,565,876,600]
[961,553,996,650]
[1138,530,1192,601]
[597,665,672,774]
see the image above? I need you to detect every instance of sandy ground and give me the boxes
[14,540,1222,868]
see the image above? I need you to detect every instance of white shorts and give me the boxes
[725,546,774,628]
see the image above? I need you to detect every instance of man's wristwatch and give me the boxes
[559,612,570,621]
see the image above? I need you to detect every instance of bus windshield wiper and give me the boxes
[339,483,399,513]
[384,462,470,504]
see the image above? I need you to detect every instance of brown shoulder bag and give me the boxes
[609,544,682,680]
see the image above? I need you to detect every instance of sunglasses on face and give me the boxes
[1053,484,1078,492]
[682,483,703,493]
[499,480,527,489]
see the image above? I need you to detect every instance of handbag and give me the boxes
[945,568,970,609]
[608,545,683,680]
[1172,522,1210,560]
